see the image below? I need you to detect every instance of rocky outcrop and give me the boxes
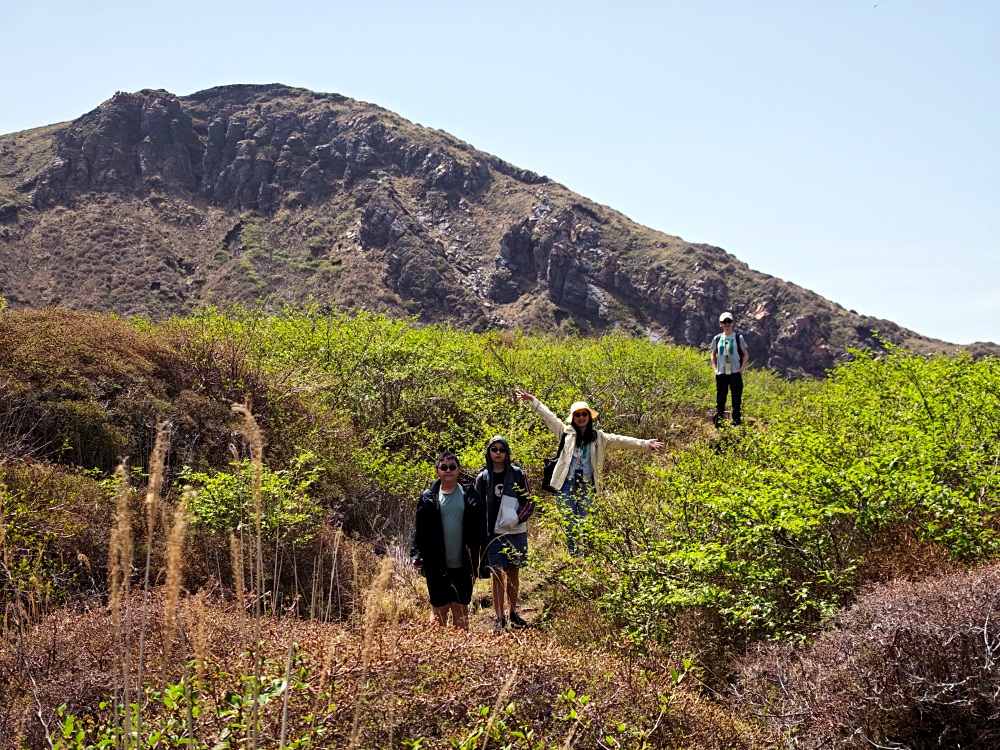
[21,86,525,215]
[3,83,989,378]
[484,206,890,377]
[487,156,547,185]
[767,315,836,377]
[360,186,484,325]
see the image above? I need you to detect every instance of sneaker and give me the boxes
[493,616,508,634]
[508,611,528,629]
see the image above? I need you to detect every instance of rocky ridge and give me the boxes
[0,83,992,377]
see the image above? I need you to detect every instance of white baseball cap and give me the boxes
[719,312,734,323]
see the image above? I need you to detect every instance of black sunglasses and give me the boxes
[437,464,458,472]
[489,446,508,453]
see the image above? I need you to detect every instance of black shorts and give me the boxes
[425,567,474,607]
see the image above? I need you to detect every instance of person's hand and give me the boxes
[514,389,535,402]
[649,439,664,453]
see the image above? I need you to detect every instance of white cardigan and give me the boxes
[531,398,654,492]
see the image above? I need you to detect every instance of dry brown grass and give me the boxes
[0,588,773,750]
[162,497,190,663]
[852,522,964,586]
[733,563,1000,749]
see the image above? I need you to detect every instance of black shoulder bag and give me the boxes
[541,433,568,493]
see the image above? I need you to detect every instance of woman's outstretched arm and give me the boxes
[515,390,565,437]
[602,432,664,453]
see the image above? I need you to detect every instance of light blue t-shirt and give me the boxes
[569,442,594,481]
[714,333,747,375]
[439,485,465,569]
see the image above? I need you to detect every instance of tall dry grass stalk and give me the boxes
[348,556,393,749]
[385,567,404,748]
[109,460,135,749]
[310,546,320,621]
[188,594,211,688]
[308,542,347,750]
[137,421,170,750]
[0,482,7,570]
[1,478,55,749]
[325,527,343,621]
[232,403,264,750]
[278,625,296,750]
[350,546,359,623]
[480,668,519,750]
[229,532,245,609]
[0,480,8,641]
[162,495,190,663]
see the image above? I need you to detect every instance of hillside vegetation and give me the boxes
[3,84,994,380]
[1,305,999,748]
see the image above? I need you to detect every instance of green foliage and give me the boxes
[165,306,748,537]
[5,303,999,654]
[53,673,669,750]
[53,661,301,750]
[0,463,111,610]
[560,345,1000,643]
[239,213,266,257]
[180,452,323,541]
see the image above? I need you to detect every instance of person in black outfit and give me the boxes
[410,452,486,629]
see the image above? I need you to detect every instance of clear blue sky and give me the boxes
[3,1,997,344]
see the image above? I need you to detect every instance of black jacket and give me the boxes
[475,436,534,537]
[474,464,533,537]
[410,478,487,580]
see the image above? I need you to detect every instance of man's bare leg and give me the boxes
[449,602,469,630]
[431,605,450,627]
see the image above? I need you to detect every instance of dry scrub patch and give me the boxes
[0,592,772,749]
[734,563,1000,749]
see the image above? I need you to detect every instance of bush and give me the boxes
[0,462,111,610]
[3,593,773,750]
[557,347,1000,649]
[180,452,323,542]
[733,563,1000,748]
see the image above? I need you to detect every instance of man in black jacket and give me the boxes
[410,452,486,629]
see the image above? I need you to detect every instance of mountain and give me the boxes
[0,83,992,377]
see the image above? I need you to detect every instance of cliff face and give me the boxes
[0,84,989,377]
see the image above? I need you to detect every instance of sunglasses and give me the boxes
[572,411,590,418]
[721,320,733,325]
[489,446,508,453]
[436,464,458,472]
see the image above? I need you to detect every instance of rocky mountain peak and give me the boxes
[1,84,993,377]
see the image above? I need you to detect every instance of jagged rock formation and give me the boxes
[0,84,992,377]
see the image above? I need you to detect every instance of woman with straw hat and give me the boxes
[515,390,663,555]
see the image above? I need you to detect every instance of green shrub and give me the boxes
[559,346,1000,647]
[180,452,323,542]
